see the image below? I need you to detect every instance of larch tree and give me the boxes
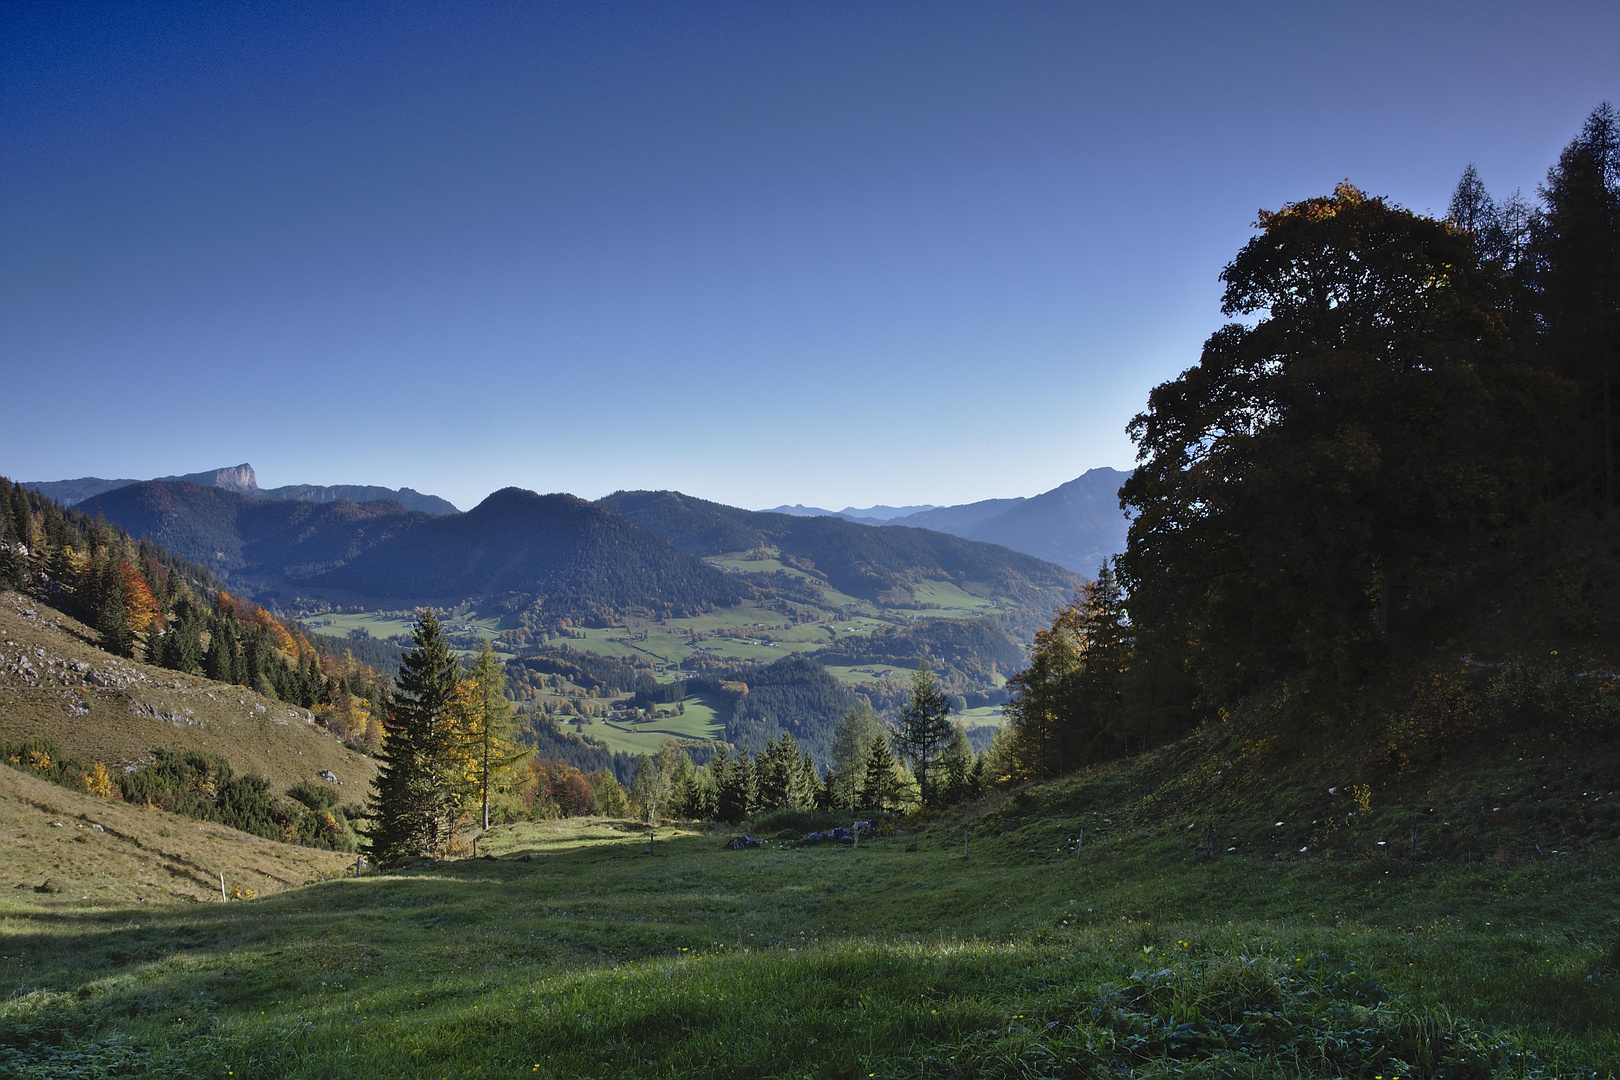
[893,660,953,807]
[464,640,530,831]
[829,704,882,811]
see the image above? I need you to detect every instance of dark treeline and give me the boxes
[996,105,1620,784]
[306,629,404,678]
[624,666,986,826]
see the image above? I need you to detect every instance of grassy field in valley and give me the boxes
[567,693,731,757]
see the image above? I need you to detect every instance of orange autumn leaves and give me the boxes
[118,562,162,635]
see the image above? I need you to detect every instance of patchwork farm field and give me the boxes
[568,693,732,757]
[299,609,509,656]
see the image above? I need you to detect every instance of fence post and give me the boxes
[1075,829,1083,864]
[220,873,227,902]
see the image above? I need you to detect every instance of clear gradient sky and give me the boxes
[3,2,1616,512]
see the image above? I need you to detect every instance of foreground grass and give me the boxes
[3,811,1616,1079]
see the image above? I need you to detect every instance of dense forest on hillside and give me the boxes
[598,489,1080,634]
[305,629,404,677]
[994,105,1620,785]
[310,489,752,620]
[77,480,428,595]
[0,475,394,752]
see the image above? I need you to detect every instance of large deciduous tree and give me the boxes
[1119,183,1553,703]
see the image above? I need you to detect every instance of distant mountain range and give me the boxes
[25,463,458,516]
[73,479,1078,635]
[76,482,749,620]
[760,468,1132,574]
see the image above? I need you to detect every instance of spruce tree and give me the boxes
[203,617,232,681]
[716,748,755,823]
[862,728,896,815]
[1533,102,1620,510]
[94,557,134,658]
[10,486,33,550]
[755,735,791,811]
[0,479,16,543]
[366,610,462,866]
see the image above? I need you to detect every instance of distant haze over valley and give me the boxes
[765,467,1131,574]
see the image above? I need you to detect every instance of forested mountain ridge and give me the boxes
[77,482,429,600]
[28,462,458,515]
[597,489,1082,635]
[308,488,752,619]
[77,483,753,621]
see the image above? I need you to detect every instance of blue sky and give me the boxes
[3,2,1616,512]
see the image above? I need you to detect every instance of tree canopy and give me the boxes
[1118,182,1555,702]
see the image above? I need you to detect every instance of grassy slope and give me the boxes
[0,763,354,906]
[0,592,376,797]
[4,693,1617,1079]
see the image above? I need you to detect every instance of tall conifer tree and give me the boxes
[894,660,952,807]
[862,727,898,814]
[367,610,461,866]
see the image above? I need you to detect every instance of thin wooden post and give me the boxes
[1075,829,1083,864]
[852,822,859,850]
[219,873,227,902]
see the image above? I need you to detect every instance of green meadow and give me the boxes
[569,693,732,756]
[303,610,510,655]
[5,733,1617,1080]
